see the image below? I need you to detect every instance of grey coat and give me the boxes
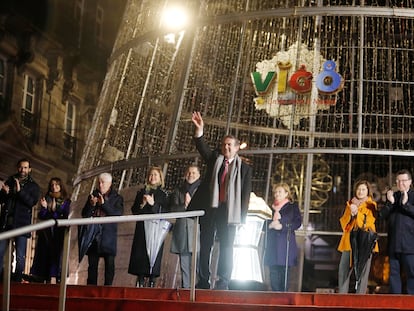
[170,180,201,254]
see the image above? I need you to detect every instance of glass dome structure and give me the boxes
[72,0,414,291]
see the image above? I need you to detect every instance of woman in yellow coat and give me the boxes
[337,179,379,293]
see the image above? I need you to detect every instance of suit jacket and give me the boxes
[188,135,252,224]
[379,189,414,255]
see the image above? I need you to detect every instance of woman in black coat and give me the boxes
[128,166,169,287]
[28,177,70,284]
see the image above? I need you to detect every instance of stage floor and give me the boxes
[2,283,414,311]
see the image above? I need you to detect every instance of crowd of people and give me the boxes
[0,113,413,295]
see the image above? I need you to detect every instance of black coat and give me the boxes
[0,175,40,235]
[30,196,71,278]
[187,135,252,224]
[379,189,414,255]
[128,186,169,277]
[81,188,124,256]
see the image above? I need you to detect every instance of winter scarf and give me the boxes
[210,154,242,224]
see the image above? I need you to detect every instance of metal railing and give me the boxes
[0,210,204,311]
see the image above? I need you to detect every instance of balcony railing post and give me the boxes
[58,225,71,311]
[0,211,204,310]
[2,238,12,311]
[190,216,200,302]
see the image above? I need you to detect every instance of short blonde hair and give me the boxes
[272,182,293,201]
[147,166,165,188]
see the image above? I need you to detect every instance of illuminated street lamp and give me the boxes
[231,193,272,285]
[160,5,189,31]
[160,5,189,45]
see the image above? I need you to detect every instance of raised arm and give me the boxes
[192,111,204,138]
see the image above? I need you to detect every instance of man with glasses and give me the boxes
[379,169,414,294]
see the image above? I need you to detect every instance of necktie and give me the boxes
[219,160,229,202]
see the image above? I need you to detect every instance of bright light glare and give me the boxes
[161,6,189,30]
[231,216,266,282]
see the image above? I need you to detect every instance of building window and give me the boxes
[65,101,76,136]
[74,0,85,48]
[63,101,77,163]
[74,0,85,22]
[95,5,104,46]
[0,58,5,99]
[0,58,6,118]
[23,74,35,113]
[21,74,36,139]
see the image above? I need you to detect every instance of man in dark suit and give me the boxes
[379,169,414,294]
[189,111,252,290]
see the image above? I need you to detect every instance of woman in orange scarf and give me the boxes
[337,179,378,293]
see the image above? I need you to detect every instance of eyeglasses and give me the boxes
[396,179,411,183]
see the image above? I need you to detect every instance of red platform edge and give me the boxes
[2,283,414,311]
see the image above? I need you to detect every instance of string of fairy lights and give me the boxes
[75,1,414,232]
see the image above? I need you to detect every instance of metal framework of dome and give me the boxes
[72,0,414,288]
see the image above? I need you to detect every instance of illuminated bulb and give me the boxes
[161,6,189,30]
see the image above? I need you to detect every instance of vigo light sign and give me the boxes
[250,42,344,128]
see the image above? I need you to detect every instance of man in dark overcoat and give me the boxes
[379,169,414,294]
[81,172,123,285]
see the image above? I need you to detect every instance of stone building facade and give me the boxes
[0,0,126,275]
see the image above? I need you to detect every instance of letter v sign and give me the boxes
[250,71,276,95]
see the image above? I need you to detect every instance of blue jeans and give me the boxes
[0,235,28,281]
